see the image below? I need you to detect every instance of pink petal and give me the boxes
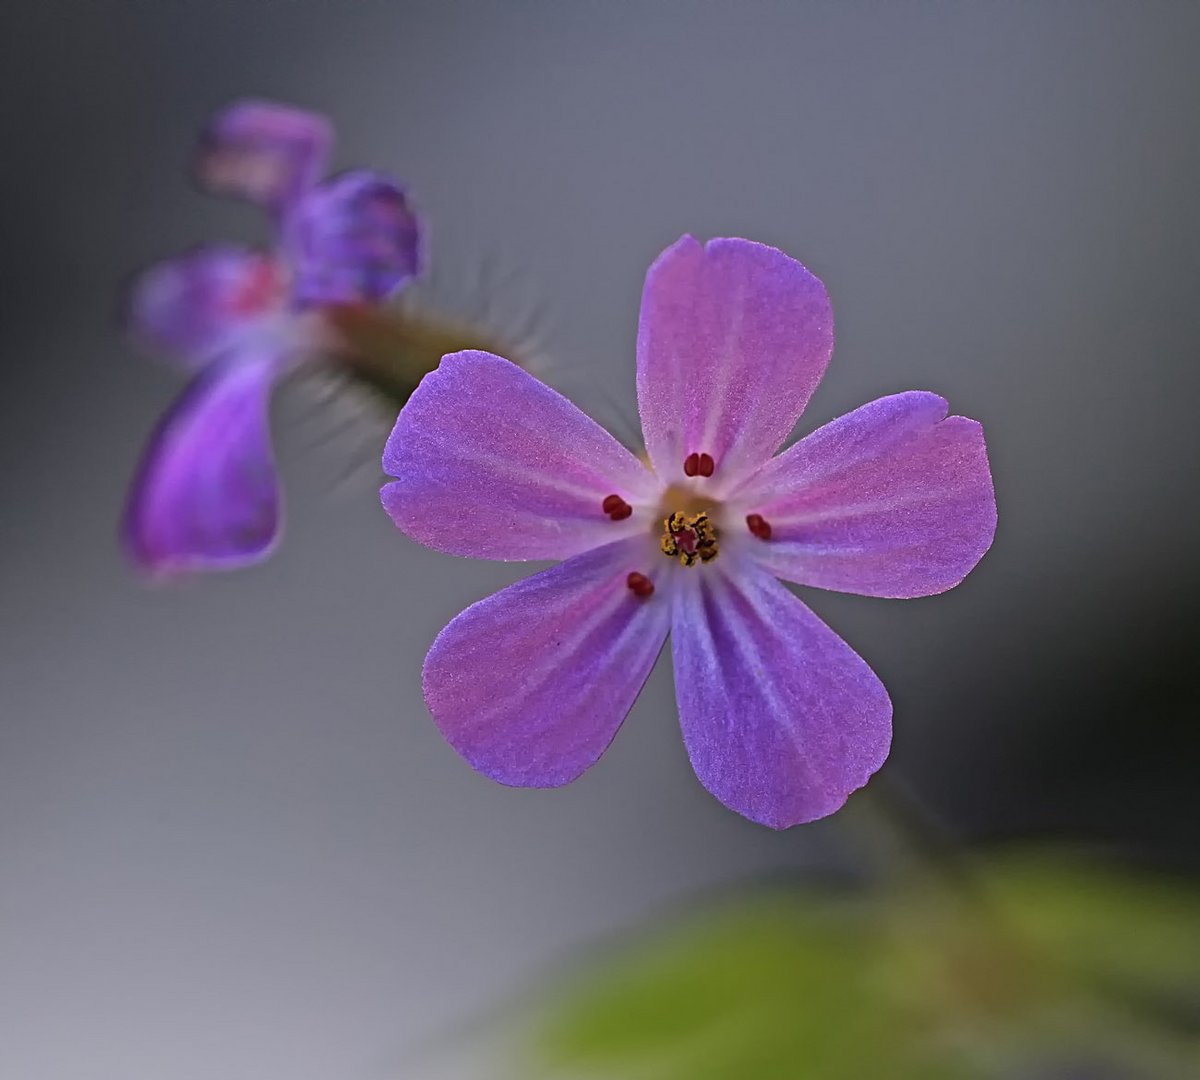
[671,561,891,828]
[122,352,283,577]
[423,538,671,787]
[381,351,661,561]
[195,100,332,215]
[127,244,286,365]
[636,236,834,492]
[733,392,997,598]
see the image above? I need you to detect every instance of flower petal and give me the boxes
[195,99,331,214]
[636,236,834,492]
[423,538,671,787]
[671,561,891,828]
[732,392,997,598]
[286,171,422,306]
[381,351,661,561]
[122,351,283,577]
[127,244,286,364]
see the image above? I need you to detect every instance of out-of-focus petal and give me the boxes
[286,171,422,306]
[733,392,997,598]
[671,561,891,828]
[195,99,332,213]
[423,538,671,787]
[382,351,661,561]
[122,352,284,577]
[636,236,834,493]
[127,244,286,364]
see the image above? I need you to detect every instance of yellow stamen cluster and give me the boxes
[660,511,719,567]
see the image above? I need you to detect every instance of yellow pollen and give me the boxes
[660,510,719,567]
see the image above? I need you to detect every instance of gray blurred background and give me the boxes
[2,3,1198,1078]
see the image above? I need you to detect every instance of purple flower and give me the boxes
[123,100,423,577]
[381,237,996,828]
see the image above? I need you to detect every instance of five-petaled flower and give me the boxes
[381,237,996,828]
[123,100,422,576]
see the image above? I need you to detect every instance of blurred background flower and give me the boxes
[1,3,1197,1079]
[122,100,524,578]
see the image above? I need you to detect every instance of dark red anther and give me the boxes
[626,571,655,598]
[746,513,772,541]
[602,494,633,520]
[683,452,700,477]
[697,452,715,477]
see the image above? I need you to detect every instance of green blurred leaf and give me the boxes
[980,853,1200,994]
[532,892,961,1079]
[525,854,1200,1080]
